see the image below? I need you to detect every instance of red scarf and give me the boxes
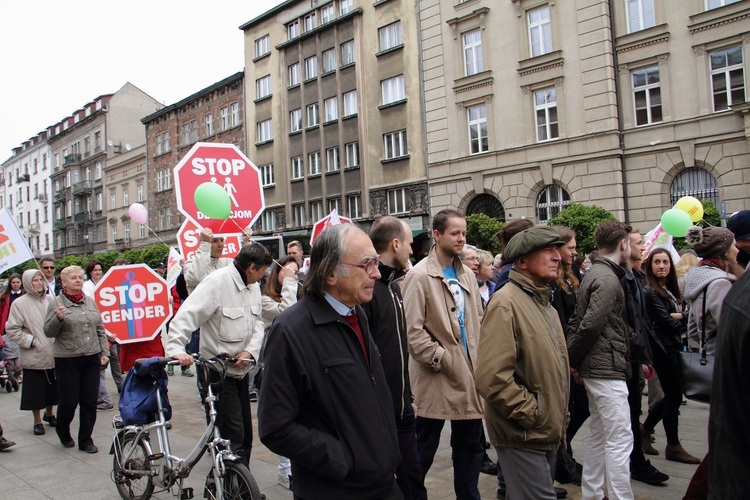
[62,290,85,304]
[700,258,725,270]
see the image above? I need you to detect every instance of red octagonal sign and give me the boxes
[93,264,172,345]
[174,142,265,236]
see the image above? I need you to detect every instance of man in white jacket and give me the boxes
[167,242,271,465]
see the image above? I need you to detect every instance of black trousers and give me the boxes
[395,404,428,500]
[215,374,252,466]
[55,354,100,449]
[626,363,647,465]
[643,348,683,445]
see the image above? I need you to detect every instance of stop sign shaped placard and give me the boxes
[174,142,265,236]
[94,264,172,344]
[310,214,352,247]
[177,219,242,261]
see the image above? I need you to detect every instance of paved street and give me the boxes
[0,367,708,499]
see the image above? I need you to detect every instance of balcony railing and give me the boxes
[72,180,93,196]
[114,238,131,249]
[54,218,67,229]
[74,211,92,227]
[37,193,49,204]
[16,173,30,183]
[54,189,67,201]
[28,223,40,234]
[63,154,82,166]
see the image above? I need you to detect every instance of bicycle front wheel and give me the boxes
[113,433,155,500]
[216,461,262,499]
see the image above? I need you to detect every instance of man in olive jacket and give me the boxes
[567,220,634,500]
[475,226,570,500]
[402,209,485,500]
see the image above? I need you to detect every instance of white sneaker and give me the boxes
[278,474,291,490]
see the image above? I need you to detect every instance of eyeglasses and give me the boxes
[343,255,380,274]
[42,266,56,270]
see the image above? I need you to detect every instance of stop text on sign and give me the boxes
[99,282,164,307]
[191,157,246,176]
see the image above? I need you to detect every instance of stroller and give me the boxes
[0,349,19,393]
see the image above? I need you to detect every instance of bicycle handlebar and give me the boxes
[132,353,247,372]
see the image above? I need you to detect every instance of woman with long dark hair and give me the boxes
[642,248,700,464]
[0,273,25,388]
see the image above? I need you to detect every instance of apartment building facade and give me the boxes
[240,0,429,246]
[104,144,148,251]
[420,0,749,228]
[141,72,245,246]
[49,83,162,257]
[2,132,54,257]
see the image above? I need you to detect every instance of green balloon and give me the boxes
[194,182,231,219]
[661,208,693,237]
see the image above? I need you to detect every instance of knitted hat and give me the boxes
[504,226,565,262]
[685,226,734,259]
[727,210,750,241]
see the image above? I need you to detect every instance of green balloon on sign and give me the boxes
[194,182,231,219]
[661,208,693,237]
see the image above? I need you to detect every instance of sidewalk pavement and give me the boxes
[0,369,708,499]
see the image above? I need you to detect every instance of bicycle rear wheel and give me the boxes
[208,461,261,499]
[113,433,154,500]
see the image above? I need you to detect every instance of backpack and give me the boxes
[119,357,172,425]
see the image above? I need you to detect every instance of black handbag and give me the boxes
[678,288,713,403]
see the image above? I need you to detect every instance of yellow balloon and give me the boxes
[675,196,704,222]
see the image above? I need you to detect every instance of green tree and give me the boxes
[548,203,615,255]
[56,255,87,271]
[142,244,170,268]
[122,249,145,265]
[465,213,504,255]
[672,199,721,250]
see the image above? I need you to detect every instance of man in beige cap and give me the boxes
[475,226,570,500]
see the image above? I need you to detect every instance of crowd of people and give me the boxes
[0,208,748,500]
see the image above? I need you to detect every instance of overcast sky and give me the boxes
[0,0,283,161]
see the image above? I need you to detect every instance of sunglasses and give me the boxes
[42,266,56,270]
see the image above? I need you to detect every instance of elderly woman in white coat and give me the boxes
[6,269,59,436]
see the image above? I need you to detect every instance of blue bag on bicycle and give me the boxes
[119,357,172,425]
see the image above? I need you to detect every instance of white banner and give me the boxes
[165,247,183,290]
[0,207,35,275]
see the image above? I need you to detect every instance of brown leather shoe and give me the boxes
[665,443,701,464]
[641,432,658,455]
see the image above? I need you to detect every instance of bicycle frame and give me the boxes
[112,359,243,498]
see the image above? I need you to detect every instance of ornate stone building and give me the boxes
[240,0,429,248]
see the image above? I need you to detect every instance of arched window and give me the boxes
[466,194,505,221]
[536,185,570,223]
[670,167,719,206]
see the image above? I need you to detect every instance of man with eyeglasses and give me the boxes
[40,258,62,296]
[402,208,485,500]
[259,224,402,499]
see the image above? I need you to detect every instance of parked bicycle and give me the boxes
[110,354,261,500]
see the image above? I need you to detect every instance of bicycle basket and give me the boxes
[119,357,172,426]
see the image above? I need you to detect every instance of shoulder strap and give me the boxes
[700,287,708,363]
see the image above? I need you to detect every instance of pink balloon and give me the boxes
[128,203,148,225]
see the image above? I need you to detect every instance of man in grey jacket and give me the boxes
[567,220,634,500]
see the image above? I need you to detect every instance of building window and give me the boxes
[139,225,146,238]
[256,75,271,99]
[255,34,270,58]
[341,40,355,66]
[261,210,276,231]
[182,120,198,145]
[528,5,552,57]
[257,119,273,143]
[96,162,103,179]
[324,97,338,122]
[289,62,301,86]
[467,104,488,154]
[536,185,570,223]
[710,46,745,112]
[155,132,170,155]
[534,88,559,142]
[632,67,662,125]
[124,223,130,241]
[463,29,484,76]
[112,226,117,243]
[156,170,163,191]
[340,0,353,15]
[626,0,655,33]
[305,56,318,80]
[163,169,172,190]
[310,200,323,222]
[137,185,144,202]
[322,4,335,23]
[670,167,719,206]
[322,48,336,73]
[230,103,240,127]
[307,103,320,127]
[347,194,361,219]
[220,107,229,130]
[384,130,408,159]
[343,90,358,117]
[123,189,129,206]
[96,192,103,211]
[290,108,302,133]
[309,152,321,176]
[304,13,317,32]
[288,20,300,39]
[326,147,340,172]
[345,142,359,168]
[293,203,306,226]
[204,114,214,136]
[388,188,409,214]
[291,156,304,180]
[381,75,405,105]
[379,21,402,51]
[260,164,275,187]
[327,198,341,214]
[706,0,740,9]
[110,192,116,210]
